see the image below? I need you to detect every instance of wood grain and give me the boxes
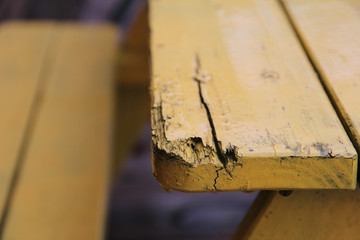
[150,0,357,192]
[282,0,360,154]
[2,23,117,240]
[0,22,52,222]
[233,188,360,240]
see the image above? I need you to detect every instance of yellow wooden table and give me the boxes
[150,0,360,238]
[0,22,117,240]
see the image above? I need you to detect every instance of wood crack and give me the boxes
[213,167,223,191]
[193,54,233,183]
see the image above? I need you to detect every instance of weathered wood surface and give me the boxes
[233,188,360,240]
[283,0,360,151]
[2,23,117,240]
[0,22,52,223]
[150,0,357,192]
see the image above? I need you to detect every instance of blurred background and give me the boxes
[0,0,257,239]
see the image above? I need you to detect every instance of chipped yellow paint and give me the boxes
[150,0,357,192]
[283,0,360,152]
[233,188,360,240]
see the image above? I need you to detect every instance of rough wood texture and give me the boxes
[2,23,117,240]
[282,0,360,152]
[0,22,52,222]
[150,0,357,192]
[233,188,360,240]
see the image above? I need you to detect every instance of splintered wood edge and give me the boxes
[149,0,358,192]
[152,151,356,192]
[151,102,357,192]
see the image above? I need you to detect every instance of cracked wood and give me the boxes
[150,0,357,192]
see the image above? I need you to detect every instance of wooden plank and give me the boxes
[233,188,360,239]
[150,0,357,192]
[115,85,150,175]
[232,191,276,240]
[118,2,150,86]
[115,3,151,175]
[282,0,360,153]
[0,22,52,222]
[3,23,117,240]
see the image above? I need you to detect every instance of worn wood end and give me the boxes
[150,0,357,192]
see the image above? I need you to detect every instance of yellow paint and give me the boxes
[234,187,360,239]
[2,23,117,240]
[118,2,150,86]
[283,0,360,152]
[0,22,53,220]
[150,0,357,192]
[115,85,150,176]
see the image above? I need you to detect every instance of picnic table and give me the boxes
[150,0,360,238]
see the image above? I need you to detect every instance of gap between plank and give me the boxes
[278,0,360,181]
[0,25,56,238]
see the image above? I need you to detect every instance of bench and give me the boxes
[150,0,360,238]
[0,22,117,239]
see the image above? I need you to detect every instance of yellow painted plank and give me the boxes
[233,188,360,240]
[3,23,117,240]
[0,22,52,220]
[282,0,360,151]
[150,0,357,192]
[118,2,150,86]
[115,85,150,174]
[114,2,150,174]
